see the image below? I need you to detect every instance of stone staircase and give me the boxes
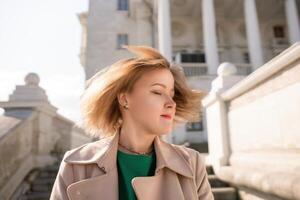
[206,165,240,200]
[13,155,62,200]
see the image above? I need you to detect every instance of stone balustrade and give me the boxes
[203,42,300,200]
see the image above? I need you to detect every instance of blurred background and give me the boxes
[0,0,87,123]
[0,0,300,200]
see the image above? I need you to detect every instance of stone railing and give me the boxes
[0,73,93,200]
[203,43,300,200]
[0,110,37,199]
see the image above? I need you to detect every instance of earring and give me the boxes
[123,103,129,109]
[118,118,123,124]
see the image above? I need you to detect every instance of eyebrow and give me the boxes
[151,83,175,92]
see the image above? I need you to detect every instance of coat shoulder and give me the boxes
[169,144,214,199]
[168,143,206,171]
[169,143,202,159]
[63,136,114,164]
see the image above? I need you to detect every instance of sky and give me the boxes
[0,0,88,123]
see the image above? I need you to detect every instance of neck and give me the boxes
[118,124,156,155]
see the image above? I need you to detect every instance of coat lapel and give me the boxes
[131,136,195,200]
[65,130,120,200]
[132,171,186,200]
[63,129,197,200]
[66,168,119,200]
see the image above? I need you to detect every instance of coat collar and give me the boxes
[64,129,193,178]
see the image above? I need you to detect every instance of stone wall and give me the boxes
[203,43,300,200]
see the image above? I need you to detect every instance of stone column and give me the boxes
[285,0,300,44]
[158,0,172,61]
[157,0,173,143]
[202,63,244,172]
[244,0,264,70]
[202,0,219,75]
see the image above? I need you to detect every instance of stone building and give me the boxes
[78,0,300,147]
[0,0,299,198]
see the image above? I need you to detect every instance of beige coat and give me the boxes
[50,132,214,200]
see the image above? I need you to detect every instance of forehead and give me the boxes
[136,69,174,87]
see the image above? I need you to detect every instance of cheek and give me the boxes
[129,93,173,134]
[131,93,163,117]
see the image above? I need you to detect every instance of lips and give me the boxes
[161,114,172,119]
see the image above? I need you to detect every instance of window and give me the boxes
[186,111,204,131]
[186,121,203,131]
[273,26,285,38]
[243,52,250,63]
[172,55,176,62]
[117,34,128,49]
[181,53,206,63]
[118,0,129,11]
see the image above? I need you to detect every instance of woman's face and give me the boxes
[121,68,176,136]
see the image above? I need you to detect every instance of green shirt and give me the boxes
[117,149,156,200]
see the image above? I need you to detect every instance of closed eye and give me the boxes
[152,91,175,99]
[152,91,162,95]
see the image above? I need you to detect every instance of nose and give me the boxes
[165,95,176,109]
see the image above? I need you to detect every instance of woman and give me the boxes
[50,45,214,200]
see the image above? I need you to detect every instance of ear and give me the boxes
[117,92,128,107]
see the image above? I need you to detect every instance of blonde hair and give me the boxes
[80,45,207,138]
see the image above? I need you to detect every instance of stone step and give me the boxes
[206,165,214,175]
[43,165,59,172]
[208,175,230,188]
[20,192,50,200]
[14,155,64,200]
[212,187,238,200]
[188,142,209,153]
[38,171,58,178]
[32,177,56,186]
[31,184,53,192]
